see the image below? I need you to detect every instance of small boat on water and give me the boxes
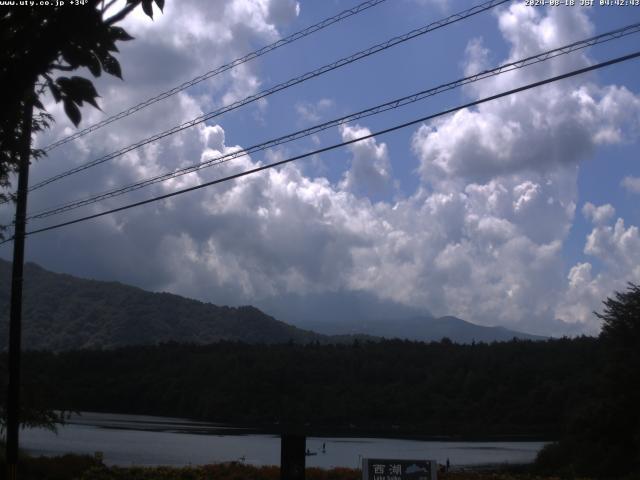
[305,449,317,456]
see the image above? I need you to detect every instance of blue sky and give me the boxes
[1,0,639,336]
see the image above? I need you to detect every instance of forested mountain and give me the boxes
[0,259,325,350]
[0,259,543,350]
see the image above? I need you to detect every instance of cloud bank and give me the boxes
[2,1,639,336]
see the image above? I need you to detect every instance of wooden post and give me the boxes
[280,433,306,480]
[6,92,34,480]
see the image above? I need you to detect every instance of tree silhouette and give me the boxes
[598,282,640,347]
[596,283,640,475]
[537,283,640,477]
[0,0,164,207]
[0,0,165,428]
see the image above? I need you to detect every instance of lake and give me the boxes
[21,412,548,469]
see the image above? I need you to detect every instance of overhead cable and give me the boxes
[41,0,391,152]
[26,0,510,193]
[25,21,640,221]
[0,49,635,245]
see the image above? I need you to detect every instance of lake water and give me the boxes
[21,412,548,469]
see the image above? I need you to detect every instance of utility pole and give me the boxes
[6,91,34,480]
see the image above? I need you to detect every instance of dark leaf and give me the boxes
[48,82,61,102]
[86,53,102,77]
[110,26,134,41]
[68,76,101,109]
[56,76,72,90]
[63,98,81,127]
[100,53,122,79]
[96,27,120,53]
[31,148,46,160]
[61,47,83,69]
[62,44,102,77]
[154,0,164,12]
[142,0,153,18]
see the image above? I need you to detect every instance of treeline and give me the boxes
[4,336,602,438]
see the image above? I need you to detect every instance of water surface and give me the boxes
[21,412,547,468]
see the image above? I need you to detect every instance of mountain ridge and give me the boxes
[0,258,545,350]
[0,259,327,350]
[297,314,546,343]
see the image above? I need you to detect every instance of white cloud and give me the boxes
[3,1,640,340]
[409,4,638,188]
[404,4,640,333]
[557,217,640,330]
[338,124,395,198]
[295,98,334,123]
[582,202,615,225]
[464,37,491,77]
[621,176,640,194]
[584,218,640,270]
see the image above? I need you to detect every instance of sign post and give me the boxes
[281,433,306,480]
[362,458,437,480]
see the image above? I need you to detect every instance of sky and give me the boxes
[1,0,640,336]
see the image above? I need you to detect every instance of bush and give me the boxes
[0,453,101,480]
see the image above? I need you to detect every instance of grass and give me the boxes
[0,453,605,480]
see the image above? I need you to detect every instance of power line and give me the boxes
[41,0,391,153]
[25,21,640,221]
[26,0,510,193]
[1,49,636,245]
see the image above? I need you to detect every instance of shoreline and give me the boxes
[63,411,556,443]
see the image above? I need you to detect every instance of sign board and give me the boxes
[362,458,437,480]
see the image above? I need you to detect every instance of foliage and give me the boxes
[0,350,74,433]
[0,0,163,225]
[536,283,640,478]
[0,0,163,431]
[0,456,598,480]
[0,336,602,438]
[598,283,640,354]
[0,460,359,480]
[0,452,102,480]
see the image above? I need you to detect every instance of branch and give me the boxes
[104,2,137,25]
[101,0,119,15]
[51,63,74,71]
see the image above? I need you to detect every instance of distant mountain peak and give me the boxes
[0,258,545,350]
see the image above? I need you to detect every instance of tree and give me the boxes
[0,0,164,432]
[598,282,640,350]
[0,0,164,228]
[596,283,640,475]
[536,283,640,477]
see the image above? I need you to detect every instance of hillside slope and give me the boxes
[0,259,322,350]
[0,259,545,350]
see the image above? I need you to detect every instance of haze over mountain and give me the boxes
[259,291,546,343]
[1,259,544,350]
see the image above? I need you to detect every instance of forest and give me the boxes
[4,337,600,438]
[1,284,638,477]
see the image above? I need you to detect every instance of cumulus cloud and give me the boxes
[405,3,640,333]
[295,98,334,123]
[557,216,640,330]
[464,37,491,77]
[582,202,615,225]
[621,176,640,194]
[338,124,395,198]
[412,4,639,188]
[2,1,640,339]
